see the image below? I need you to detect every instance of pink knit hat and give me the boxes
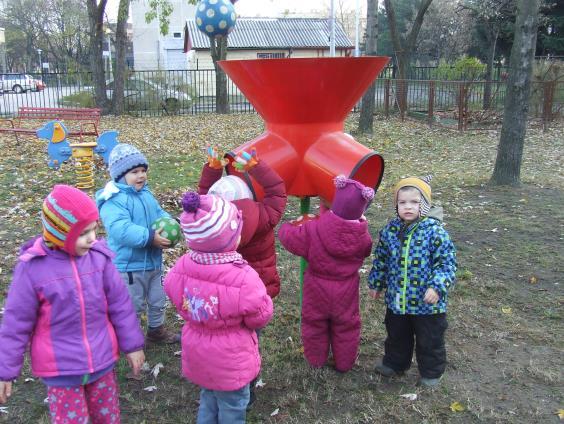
[180,192,243,253]
[41,185,99,256]
[330,175,375,220]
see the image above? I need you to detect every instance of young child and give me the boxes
[198,147,287,299]
[368,176,457,387]
[278,176,374,372]
[164,192,273,423]
[96,143,178,344]
[0,185,145,422]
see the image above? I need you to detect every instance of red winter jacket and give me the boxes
[198,161,287,298]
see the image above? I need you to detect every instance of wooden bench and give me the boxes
[0,107,101,143]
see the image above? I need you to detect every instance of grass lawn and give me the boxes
[0,113,562,423]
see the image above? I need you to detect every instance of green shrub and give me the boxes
[436,56,487,81]
[60,90,96,108]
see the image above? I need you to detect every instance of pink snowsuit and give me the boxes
[278,210,372,372]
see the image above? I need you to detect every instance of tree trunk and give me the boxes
[113,0,130,115]
[483,29,498,110]
[87,0,109,114]
[210,36,229,114]
[383,0,433,118]
[490,0,540,186]
[357,0,379,134]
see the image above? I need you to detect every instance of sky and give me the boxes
[106,0,365,21]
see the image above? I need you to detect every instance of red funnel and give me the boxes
[218,57,389,201]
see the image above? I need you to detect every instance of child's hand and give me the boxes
[233,149,259,172]
[369,289,381,299]
[125,350,145,377]
[152,229,172,249]
[424,287,439,304]
[206,146,228,170]
[0,381,12,404]
[289,214,318,226]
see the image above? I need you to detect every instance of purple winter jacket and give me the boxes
[0,237,144,381]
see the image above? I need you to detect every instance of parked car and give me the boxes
[0,73,36,93]
[105,77,191,113]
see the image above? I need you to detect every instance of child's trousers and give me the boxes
[382,309,448,379]
[197,384,250,424]
[121,269,166,328]
[47,370,120,423]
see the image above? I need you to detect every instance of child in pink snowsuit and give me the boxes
[278,176,374,372]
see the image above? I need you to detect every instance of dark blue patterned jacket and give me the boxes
[368,209,457,315]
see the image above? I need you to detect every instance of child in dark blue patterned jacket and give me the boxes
[368,176,456,388]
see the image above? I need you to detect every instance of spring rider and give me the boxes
[37,120,119,190]
[218,56,390,309]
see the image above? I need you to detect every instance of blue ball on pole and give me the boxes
[195,0,237,38]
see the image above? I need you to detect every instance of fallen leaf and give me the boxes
[143,385,158,392]
[501,307,512,314]
[152,363,164,379]
[557,409,564,419]
[254,379,265,388]
[24,378,34,383]
[450,401,465,412]
[400,393,417,401]
[0,407,7,414]
[174,350,182,356]
[141,362,151,372]
[270,408,279,417]
[529,276,538,284]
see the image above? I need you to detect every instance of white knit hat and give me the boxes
[208,175,253,201]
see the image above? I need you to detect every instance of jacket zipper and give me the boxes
[70,257,95,373]
[400,220,423,314]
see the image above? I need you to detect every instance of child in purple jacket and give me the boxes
[278,176,374,372]
[0,185,145,423]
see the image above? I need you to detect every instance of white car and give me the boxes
[0,73,36,93]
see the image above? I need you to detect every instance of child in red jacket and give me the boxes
[278,176,374,372]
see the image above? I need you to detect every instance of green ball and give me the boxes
[151,217,182,247]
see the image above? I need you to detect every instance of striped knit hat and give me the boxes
[108,143,148,182]
[208,175,253,201]
[394,175,433,217]
[41,185,99,255]
[180,191,243,253]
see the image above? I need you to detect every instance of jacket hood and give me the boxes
[95,180,148,209]
[426,206,444,222]
[316,211,370,258]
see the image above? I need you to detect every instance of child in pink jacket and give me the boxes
[278,176,374,372]
[164,191,273,423]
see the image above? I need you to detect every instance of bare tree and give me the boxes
[490,0,540,186]
[357,0,379,134]
[112,0,130,115]
[87,0,110,113]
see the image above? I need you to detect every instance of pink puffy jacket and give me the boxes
[164,255,273,391]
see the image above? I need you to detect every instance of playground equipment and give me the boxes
[219,57,390,202]
[37,120,119,190]
[195,0,237,38]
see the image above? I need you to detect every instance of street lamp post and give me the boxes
[37,48,43,79]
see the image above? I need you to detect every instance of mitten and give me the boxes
[233,149,259,172]
[206,145,229,170]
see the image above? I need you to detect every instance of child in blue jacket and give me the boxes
[96,143,178,344]
[368,176,456,387]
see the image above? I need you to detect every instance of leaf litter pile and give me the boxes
[0,114,562,423]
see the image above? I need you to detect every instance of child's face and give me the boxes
[75,221,98,256]
[124,166,147,191]
[397,187,421,224]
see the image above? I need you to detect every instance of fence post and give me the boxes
[428,80,435,128]
[384,79,390,118]
[542,80,555,132]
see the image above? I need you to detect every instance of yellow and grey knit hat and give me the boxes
[394,175,432,217]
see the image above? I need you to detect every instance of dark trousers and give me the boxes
[382,309,448,379]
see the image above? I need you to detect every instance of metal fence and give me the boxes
[1,69,562,132]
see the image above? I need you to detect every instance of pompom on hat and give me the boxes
[208,175,253,201]
[108,143,148,182]
[180,192,243,253]
[41,185,99,256]
[394,175,433,217]
[331,175,375,220]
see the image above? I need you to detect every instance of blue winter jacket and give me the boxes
[368,209,457,315]
[96,181,170,272]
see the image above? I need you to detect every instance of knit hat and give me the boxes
[108,143,148,181]
[394,175,432,217]
[208,175,253,201]
[331,175,375,220]
[180,192,243,253]
[41,185,99,256]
